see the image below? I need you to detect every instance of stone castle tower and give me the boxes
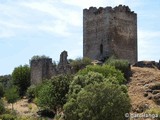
[83,5,137,64]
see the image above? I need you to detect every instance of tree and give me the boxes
[78,64,126,84]
[105,58,131,80]
[4,86,19,111]
[70,57,92,73]
[0,83,4,98]
[64,81,131,120]
[64,71,131,120]
[0,75,12,88]
[12,65,30,96]
[37,75,72,114]
[0,99,5,114]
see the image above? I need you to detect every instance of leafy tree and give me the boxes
[0,75,12,88]
[0,99,5,114]
[70,57,92,73]
[0,83,4,98]
[68,72,105,99]
[12,65,30,96]
[105,58,131,80]
[26,85,36,102]
[4,86,19,111]
[64,81,131,120]
[64,70,130,120]
[37,75,72,114]
[78,64,125,84]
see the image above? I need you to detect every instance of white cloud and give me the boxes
[138,30,160,61]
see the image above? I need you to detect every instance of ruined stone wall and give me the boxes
[83,5,137,64]
[30,51,71,85]
[30,58,57,85]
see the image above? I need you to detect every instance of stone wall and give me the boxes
[83,5,137,64]
[30,58,57,85]
[30,51,71,85]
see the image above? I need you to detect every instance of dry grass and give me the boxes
[128,66,160,120]
[6,98,38,117]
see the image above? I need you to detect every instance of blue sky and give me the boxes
[0,0,160,75]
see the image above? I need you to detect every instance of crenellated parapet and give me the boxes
[83,5,137,64]
[83,5,136,16]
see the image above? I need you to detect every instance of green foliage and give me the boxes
[64,82,131,120]
[26,85,36,101]
[0,114,16,120]
[105,58,131,79]
[31,55,49,61]
[68,72,105,99]
[0,99,5,114]
[70,57,92,73]
[0,83,4,98]
[12,65,30,96]
[0,75,12,88]
[4,86,19,110]
[37,75,73,112]
[146,108,160,120]
[78,64,125,84]
[37,81,55,110]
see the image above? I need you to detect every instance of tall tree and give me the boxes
[37,75,72,114]
[5,86,19,111]
[12,65,30,96]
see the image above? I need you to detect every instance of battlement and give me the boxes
[83,5,136,16]
[83,5,137,64]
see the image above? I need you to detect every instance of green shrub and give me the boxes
[64,82,131,120]
[4,86,19,111]
[0,99,5,114]
[26,85,36,101]
[12,65,30,96]
[146,108,160,120]
[0,114,16,120]
[31,55,49,61]
[105,59,131,80]
[70,57,92,73]
[37,75,72,113]
[0,83,4,98]
[78,64,125,84]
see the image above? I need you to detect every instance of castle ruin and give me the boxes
[30,51,71,85]
[83,5,137,64]
[30,5,138,85]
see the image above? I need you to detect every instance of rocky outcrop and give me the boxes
[133,61,160,69]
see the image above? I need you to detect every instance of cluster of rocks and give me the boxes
[143,82,160,104]
[133,61,160,69]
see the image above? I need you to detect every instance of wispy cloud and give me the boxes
[0,0,160,75]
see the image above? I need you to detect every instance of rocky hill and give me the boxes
[128,66,160,120]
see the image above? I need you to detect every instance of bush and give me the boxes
[31,55,49,61]
[26,85,36,102]
[0,75,12,88]
[0,99,5,114]
[37,75,73,113]
[0,83,4,98]
[4,86,19,110]
[78,64,125,84]
[12,65,30,96]
[105,59,131,80]
[64,82,131,120]
[68,72,105,99]
[70,57,92,73]
[146,108,160,120]
[0,114,16,120]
